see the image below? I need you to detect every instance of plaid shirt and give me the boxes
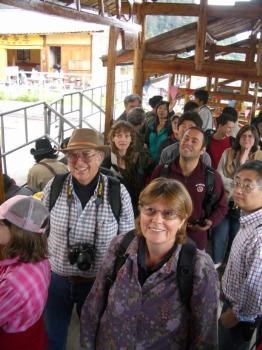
[222,209,262,319]
[42,173,135,278]
[0,257,50,332]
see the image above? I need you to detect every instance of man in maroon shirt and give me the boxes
[151,127,228,250]
[207,113,237,169]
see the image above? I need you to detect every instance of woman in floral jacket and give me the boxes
[80,178,219,350]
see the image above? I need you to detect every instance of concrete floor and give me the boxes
[67,308,80,350]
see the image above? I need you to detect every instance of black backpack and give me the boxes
[48,171,121,223]
[159,163,216,220]
[104,230,196,310]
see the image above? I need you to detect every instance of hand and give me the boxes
[188,219,212,231]
[220,308,239,328]
[240,148,251,165]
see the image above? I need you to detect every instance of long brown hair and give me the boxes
[233,124,259,154]
[109,120,136,168]
[0,220,48,263]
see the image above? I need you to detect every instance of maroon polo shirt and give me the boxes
[151,158,228,250]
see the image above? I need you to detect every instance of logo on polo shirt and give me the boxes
[196,183,205,192]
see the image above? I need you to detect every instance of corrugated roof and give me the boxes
[0,8,107,34]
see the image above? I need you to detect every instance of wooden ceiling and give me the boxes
[99,1,262,84]
[145,17,256,56]
[1,0,261,84]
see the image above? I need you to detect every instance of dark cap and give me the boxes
[30,138,56,156]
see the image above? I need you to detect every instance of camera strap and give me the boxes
[66,180,73,249]
[95,175,104,208]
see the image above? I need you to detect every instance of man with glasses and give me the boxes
[219,160,262,350]
[42,128,135,350]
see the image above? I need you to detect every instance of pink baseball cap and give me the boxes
[0,195,49,234]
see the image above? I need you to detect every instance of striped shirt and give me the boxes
[42,173,135,278]
[222,209,262,319]
[0,257,51,333]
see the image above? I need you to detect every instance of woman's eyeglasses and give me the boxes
[140,205,178,220]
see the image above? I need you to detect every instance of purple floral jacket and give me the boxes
[80,234,219,350]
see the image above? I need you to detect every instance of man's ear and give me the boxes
[98,151,105,163]
[200,146,206,156]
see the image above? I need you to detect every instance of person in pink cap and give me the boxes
[0,195,51,350]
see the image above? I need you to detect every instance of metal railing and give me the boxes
[0,79,132,177]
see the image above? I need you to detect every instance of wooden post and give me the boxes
[104,26,120,143]
[206,77,212,92]
[168,74,175,102]
[133,6,144,96]
[207,43,215,92]
[41,35,49,72]
[195,0,207,71]
[257,30,262,76]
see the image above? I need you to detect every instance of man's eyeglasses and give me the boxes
[231,180,262,193]
[67,151,96,163]
[140,205,178,220]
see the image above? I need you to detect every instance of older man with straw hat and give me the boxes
[42,128,135,350]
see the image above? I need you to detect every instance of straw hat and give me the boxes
[60,128,109,153]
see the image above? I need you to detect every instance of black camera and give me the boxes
[68,243,95,271]
[191,218,206,227]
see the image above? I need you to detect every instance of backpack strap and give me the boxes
[107,229,136,286]
[107,175,121,224]
[230,136,235,147]
[49,172,69,212]
[203,166,215,219]
[159,162,171,178]
[177,240,196,309]
[102,230,136,314]
[39,161,58,176]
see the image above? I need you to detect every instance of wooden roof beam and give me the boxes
[211,44,250,55]
[143,58,262,83]
[176,87,262,104]
[101,50,134,65]
[252,19,262,36]
[206,31,216,44]
[98,0,105,16]
[0,0,141,33]
[122,2,262,20]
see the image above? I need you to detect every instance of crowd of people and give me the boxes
[0,89,262,350]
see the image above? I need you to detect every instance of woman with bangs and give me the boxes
[102,120,147,216]
[80,178,219,350]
